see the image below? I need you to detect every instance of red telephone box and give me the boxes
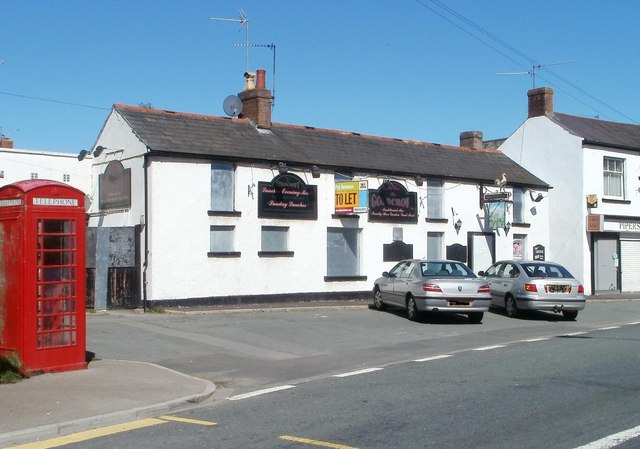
[0,180,87,374]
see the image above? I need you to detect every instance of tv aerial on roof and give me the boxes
[210,10,250,71]
[497,61,574,88]
[223,95,243,117]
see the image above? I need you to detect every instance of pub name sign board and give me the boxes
[258,173,317,220]
[368,180,418,223]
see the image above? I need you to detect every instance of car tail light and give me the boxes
[578,285,584,294]
[423,283,442,292]
[524,284,538,292]
[477,284,491,293]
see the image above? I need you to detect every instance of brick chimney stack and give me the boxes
[528,87,554,118]
[239,69,272,129]
[0,136,14,149]
[459,131,484,149]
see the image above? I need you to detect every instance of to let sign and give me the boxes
[335,181,368,214]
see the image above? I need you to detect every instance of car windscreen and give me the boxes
[420,262,475,277]
[522,263,573,279]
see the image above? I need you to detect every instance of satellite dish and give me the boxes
[223,95,243,117]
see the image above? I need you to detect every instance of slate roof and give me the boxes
[551,113,640,151]
[114,104,549,189]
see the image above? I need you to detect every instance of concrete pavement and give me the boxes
[0,359,215,447]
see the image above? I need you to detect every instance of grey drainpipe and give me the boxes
[142,152,149,312]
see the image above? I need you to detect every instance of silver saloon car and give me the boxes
[372,259,492,323]
[480,260,586,320]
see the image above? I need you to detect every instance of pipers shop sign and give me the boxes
[368,180,418,223]
[258,173,318,220]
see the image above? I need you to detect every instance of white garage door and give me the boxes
[621,239,640,293]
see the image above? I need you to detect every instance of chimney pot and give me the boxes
[256,69,266,89]
[0,136,13,149]
[459,131,484,149]
[528,87,554,118]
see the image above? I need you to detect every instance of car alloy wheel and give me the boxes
[373,288,386,311]
[505,295,519,318]
[406,296,418,321]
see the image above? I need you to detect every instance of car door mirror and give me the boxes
[382,271,390,277]
[478,271,486,277]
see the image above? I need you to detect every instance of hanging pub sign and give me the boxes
[368,180,417,223]
[487,201,506,229]
[335,180,368,214]
[258,173,317,220]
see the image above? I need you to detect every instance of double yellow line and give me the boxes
[7,416,216,449]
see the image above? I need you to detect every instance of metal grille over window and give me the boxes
[36,219,78,348]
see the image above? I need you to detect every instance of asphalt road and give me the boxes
[81,304,640,449]
[88,300,640,399]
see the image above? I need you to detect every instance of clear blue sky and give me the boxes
[1,1,638,153]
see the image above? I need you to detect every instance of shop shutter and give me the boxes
[621,239,640,293]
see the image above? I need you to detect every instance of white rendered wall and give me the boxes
[0,147,92,193]
[500,117,589,290]
[145,159,550,301]
[86,110,148,228]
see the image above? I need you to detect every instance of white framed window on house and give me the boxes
[426,179,445,220]
[63,174,70,182]
[210,161,239,214]
[259,226,293,257]
[326,227,365,280]
[513,188,525,223]
[427,232,443,259]
[603,157,625,198]
[208,225,240,257]
[31,172,38,180]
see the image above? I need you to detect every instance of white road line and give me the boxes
[227,385,295,401]
[573,424,640,449]
[332,368,383,378]
[523,337,551,342]
[414,354,453,362]
[564,331,588,336]
[472,344,506,351]
[598,326,622,331]
[628,321,640,325]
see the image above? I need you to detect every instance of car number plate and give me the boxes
[448,300,471,307]
[545,284,571,293]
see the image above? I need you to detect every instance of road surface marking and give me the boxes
[473,344,506,351]
[564,331,588,336]
[523,337,550,342]
[280,435,362,449]
[414,354,453,362]
[332,368,383,378]
[598,326,621,331]
[573,424,640,449]
[159,415,217,426]
[8,418,166,449]
[227,385,295,401]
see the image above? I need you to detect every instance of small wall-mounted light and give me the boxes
[77,149,89,161]
[278,162,288,175]
[454,218,462,232]
[504,221,511,234]
[311,165,321,178]
[529,190,544,202]
[93,145,106,158]
[415,175,424,186]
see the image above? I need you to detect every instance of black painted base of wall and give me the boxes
[145,290,372,309]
